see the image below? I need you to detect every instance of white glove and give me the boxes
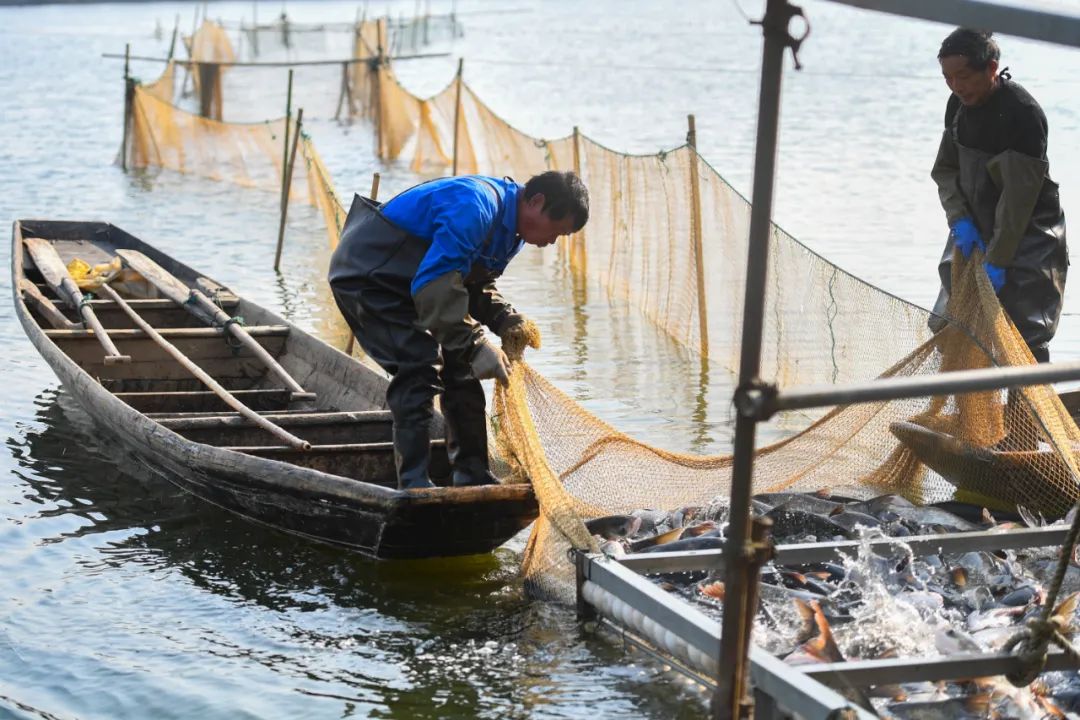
[470,338,511,385]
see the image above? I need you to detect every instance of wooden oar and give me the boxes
[18,278,80,330]
[23,237,131,364]
[97,283,312,451]
[115,249,306,397]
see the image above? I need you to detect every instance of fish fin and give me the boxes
[792,598,816,644]
[964,692,993,716]
[1036,695,1066,719]
[1052,590,1080,630]
[1016,505,1041,528]
[806,603,844,663]
[981,507,996,526]
[700,581,725,600]
[629,526,682,551]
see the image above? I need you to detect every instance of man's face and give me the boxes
[940,54,998,107]
[518,193,578,247]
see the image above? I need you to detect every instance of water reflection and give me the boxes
[6,389,709,719]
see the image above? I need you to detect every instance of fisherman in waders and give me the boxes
[328,171,589,490]
[931,28,1068,362]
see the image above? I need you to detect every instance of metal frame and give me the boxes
[578,553,878,720]
[618,525,1070,574]
[577,524,1080,717]
[720,0,1080,715]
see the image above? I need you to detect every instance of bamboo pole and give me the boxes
[451,58,464,176]
[687,114,709,357]
[344,172,381,356]
[281,69,294,200]
[121,44,132,172]
[570,125,586,270]
[167,14,180,60]
[274,107,304,272]
[375,19,385,157]
[98,284,310,451]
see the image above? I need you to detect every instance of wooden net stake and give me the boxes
[167,15,180,60]
[687,114,709,357]
[451,58,464,176]
[274,107,304,272]
[375,19,385,158]
[345,172,381,355]
[570,125,587,271]
[121,43,132,172]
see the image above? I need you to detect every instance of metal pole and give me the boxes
[451,58,464,175]
[716,1,795,717]
[274,107,304,272]
[345,172,381,356]
[687,114,709,358]
[121,43,132,172]
[758,357,1080,419]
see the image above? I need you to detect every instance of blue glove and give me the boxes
[984,262,1007,293]
[950,217,984,259]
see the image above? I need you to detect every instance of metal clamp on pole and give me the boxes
[733,378,778,421]
[750,0,810,69]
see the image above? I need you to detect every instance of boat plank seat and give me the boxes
[159,410,392,446]
[157,410,390,429]
[146,408,331,419]
[117,388,316,413]
[64,333,290,382]
[221,441,451,487]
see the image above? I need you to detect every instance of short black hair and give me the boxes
[523,171,589,232]
[938,28,1000,71]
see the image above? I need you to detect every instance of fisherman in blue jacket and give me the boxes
[328,171,589,490]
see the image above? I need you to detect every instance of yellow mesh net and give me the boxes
[123,24,1080,603]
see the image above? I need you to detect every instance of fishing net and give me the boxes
[126,63,337,209]
[121,22,1080,604]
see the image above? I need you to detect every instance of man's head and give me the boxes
[517,171,589,247]
[938,28,1000,107]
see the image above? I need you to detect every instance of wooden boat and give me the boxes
[889,390,1080,517]
[12,220,539,559]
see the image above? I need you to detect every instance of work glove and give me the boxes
[499,316,541,362]
[984,262,1007,294]
[470,337,511,385]
[950,217,985,259]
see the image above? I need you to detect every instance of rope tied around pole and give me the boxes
[1004,496,1080,686]
[77,292,96,325]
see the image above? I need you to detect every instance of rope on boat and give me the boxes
[76,292,96,327]
[1005,501,1080,686]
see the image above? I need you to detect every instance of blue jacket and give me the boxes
[380,175,524,296]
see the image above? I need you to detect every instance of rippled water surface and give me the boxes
[3,1,1080,717]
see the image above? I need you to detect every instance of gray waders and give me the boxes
[328,194,498,490]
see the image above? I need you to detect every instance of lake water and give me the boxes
[2,1,1080,717]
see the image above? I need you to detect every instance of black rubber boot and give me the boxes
[443,379,499,487]
[393,425,436,490]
